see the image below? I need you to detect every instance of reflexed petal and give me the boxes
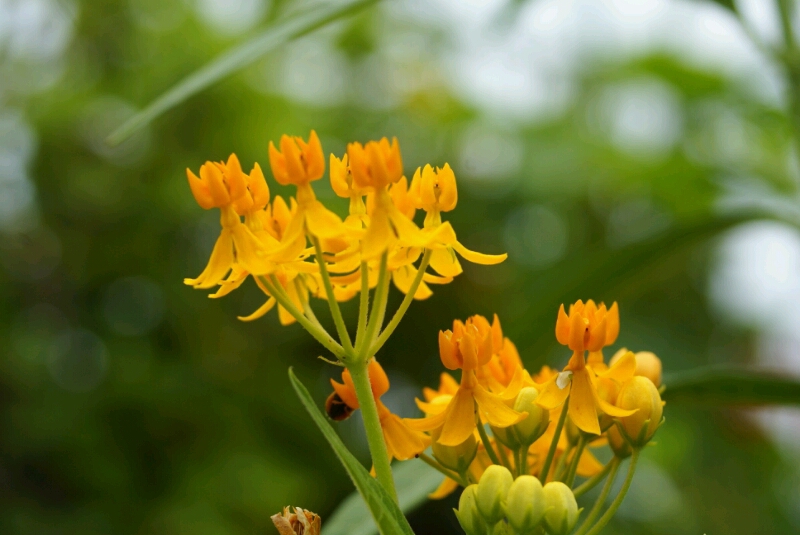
[392,265,433,300]
[568,368,601,435]
[331,378,360,409]
[231,225,271,275]
[429,477,460,500]
[452,241,507,265]
[184,230,234,289]
[405,405,448,431]
[269,212,307,263]
[576,447,604,477]
[382,412,430,461]
[474,384,527,428]
[278,305,296,325]
[237,297,276,322]
[536,375,570,410]
[600,350,636,383]
[439,387,477,446]
[304,201,344,239]
[209,267,248,298]
[361,210,395,260]
[429,247,463,277]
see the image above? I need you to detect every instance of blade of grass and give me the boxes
[107,0,378,145]
[663,366,800,406]
[288,368,415,535]
[324,460,443,535]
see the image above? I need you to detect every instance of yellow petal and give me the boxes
[392,265,433,300]
[404,405,448,432]
[278,305,296,326]
[304,200,345,239]
[568,368,601,435]
[209,268,248,298]
[269,212,307,263]
[438,388,477,446]
[452,240,507,265]
[421,221,457,246]
[429,477,460,500]
[599,350,636,383]
[231,224,272,275]
[361,210,395,260]
[474,384,527,429]
[429,247,463,278]
[382,412,431,461]
[184,230,234,289]
[237,297,276,322]
[536,375,570,410]
[576,446,604,477]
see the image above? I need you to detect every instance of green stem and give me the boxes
[418,453,468,486]
[563,435,587,487]
[293,278,323,330]
[778,0,795,50]
[348,359,397,502]
[354,261,370,348]
[497,440,512,472]
[476,412,502,467]
[539,399,569,483]
[573,458,621,535]
[358,252,388,360]
[520,445,529,476]
[369,249,432,356]
[260,275,344,359]
[312,236,354,354]
[574,459,614,498]
[584,450,640,535]
[553,444,571,481]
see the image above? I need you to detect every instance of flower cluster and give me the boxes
[183,132,665,535]
[184,131,506,331]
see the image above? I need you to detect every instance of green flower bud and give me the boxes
[506,476,545,535]
[433,427,478,474]
[455,485,488,535]
[476,465,513,524]
[489,520,513,535]
[542,482,578,535]
[617,376,663,447]
[606,423,632,459]
[493,387,551,450]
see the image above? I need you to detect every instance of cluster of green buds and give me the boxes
[456,465,579,535]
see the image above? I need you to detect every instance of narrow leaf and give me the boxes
[325,460,444,535]
[288,368,415,535]
[663,366,800,406]
[107,0,377,145]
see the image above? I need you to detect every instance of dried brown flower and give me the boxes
[271,506,321,535]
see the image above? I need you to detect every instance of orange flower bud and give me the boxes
[268,130,325,186]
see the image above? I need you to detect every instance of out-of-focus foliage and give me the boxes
[2,1,800,535]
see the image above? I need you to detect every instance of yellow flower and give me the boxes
[330,360,430,461]
[407,315,526,446]
[184,155,275,289]
[409,164,507,277]
[267,131,346,263]
[610,348,663,387]
[538,300,637,435]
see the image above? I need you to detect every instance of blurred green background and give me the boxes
[3,0,800,533]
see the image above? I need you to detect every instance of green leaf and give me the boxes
[288,368,415,535]
[663,366,800,406]
[325,460,444,535]
[107,0,378,145]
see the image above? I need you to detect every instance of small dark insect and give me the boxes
[325,392,355,422]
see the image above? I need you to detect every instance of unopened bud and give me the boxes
[490,520,512,535]
[506,476,545,535]
[634,351,662,387]
[617,376,663,447]
[492,388,549,450]
[455,485,488,535]
[542,482,578,535]
[606,423,631,459]
[433,427,478,474]
[595,376,621,432]
[476,465,513,525]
